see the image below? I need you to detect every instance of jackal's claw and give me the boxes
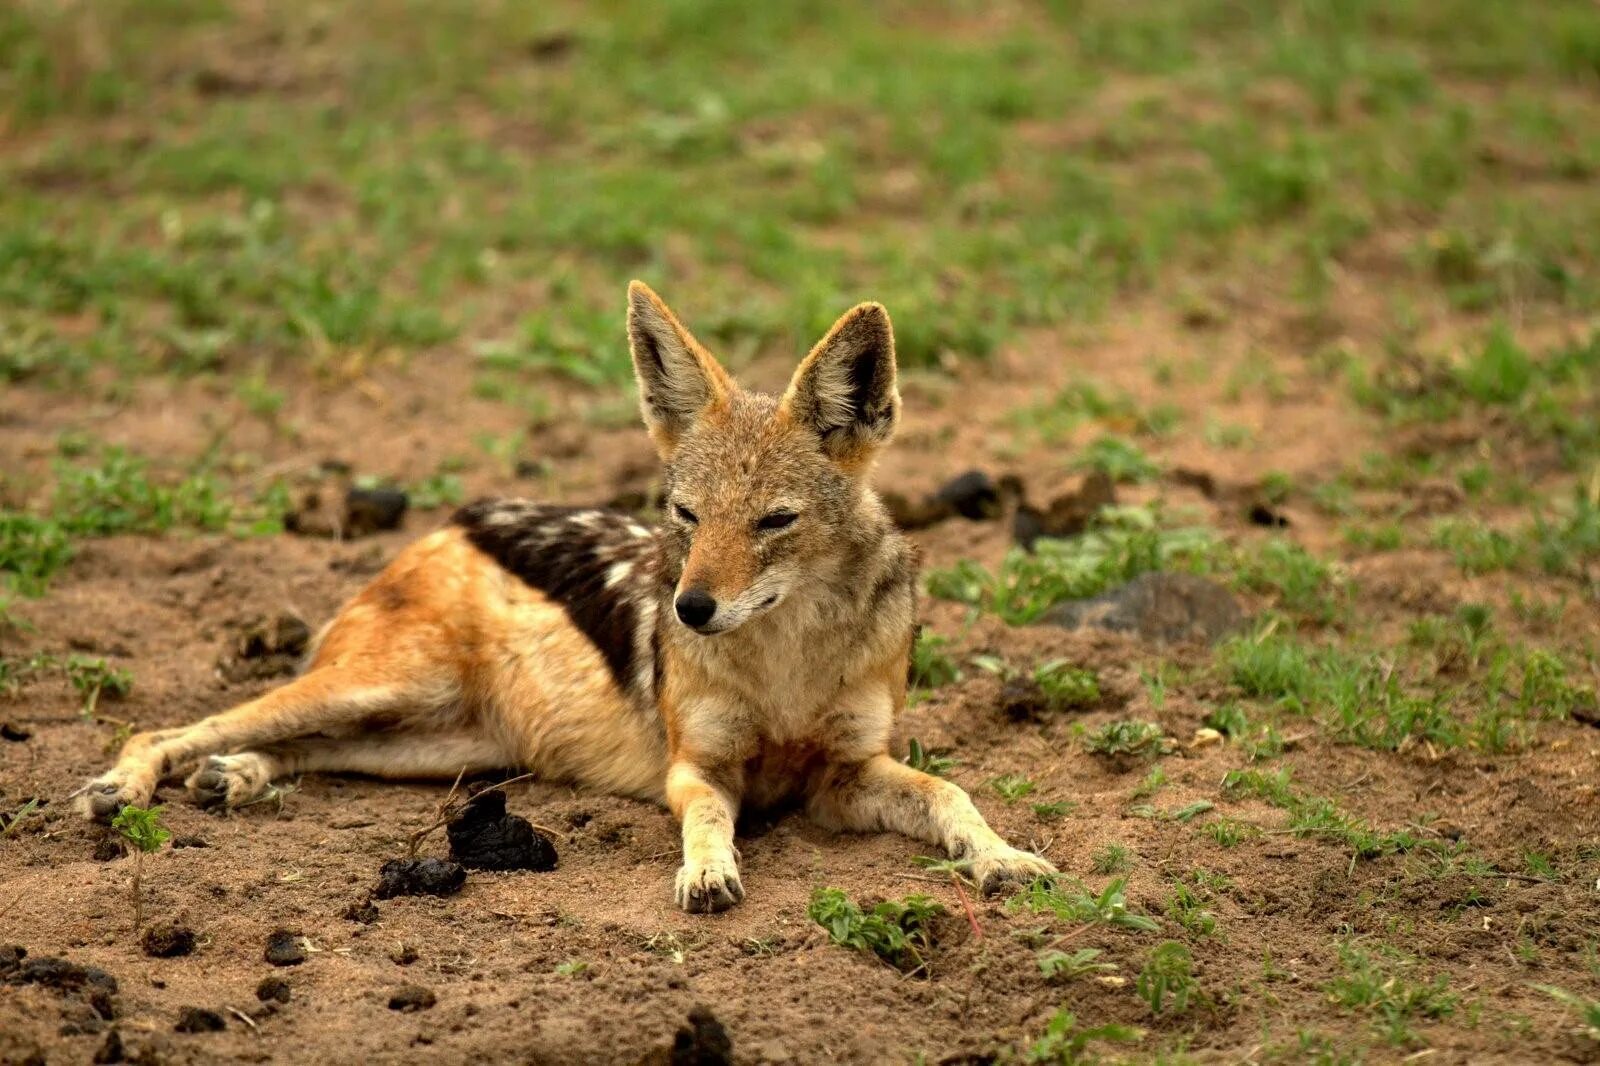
[675,855,745,914]
[74,771,151,822]
[968,847,1057,896]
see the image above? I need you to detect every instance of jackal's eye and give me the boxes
[672,502,699,525]
[757,510,798,531]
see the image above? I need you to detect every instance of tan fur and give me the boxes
[77,282,1054,912]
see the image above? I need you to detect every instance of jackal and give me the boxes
[78,282,1056,911]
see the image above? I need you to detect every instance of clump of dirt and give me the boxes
[387,984,436,1012]
[218,614,311,683]
[256,976,291,1004]
[174,1006,226,1033]
[1038,572,1245,644]
[1,721,31,742]
[170,834,209,849]
[884,469,1005,529]
[285,484,409,538]
[140,923,196,959]
[263,930,307,967]
[669,1006,733,1066]
[373,858,466,898]
[5,950,119,1020]
[91,837,124,862]
[1012,470,1117,549]
[343,899,379,924]
[446,784,558,871]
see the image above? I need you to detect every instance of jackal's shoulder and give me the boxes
[452,499,664,697]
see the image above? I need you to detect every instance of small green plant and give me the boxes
[909,630,962,691]
[1090,843,1131,875]
[63,656,133,718]
[904,737,955,777]
[112,805,170,933]
[1132,766,1167,800]
[1084,719,1168,758]
[1165,881,1217,936]
[1009,876,1160,932]
[990,774,1037,803]
[1203,818,1258,848]
[1033,660,1100,710]
[1020,1007,1141,1064]
[1073,434,1160,482]
[554,959,589,976]
[1031,800,1077,822]
[408,472,466,511]
[1137,941,1197,1015]
[1,797,42,838]
[1037,947,1117,982]
[807,887,944,975]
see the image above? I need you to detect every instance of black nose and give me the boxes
[675,588,717,628]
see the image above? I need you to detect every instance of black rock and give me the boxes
[373,858,466,899]
[1248,502,1290,528]
[263,930,307,967]
[931,470,1001,521]
[1037,572,1245,645]
[670,1006,733,1066]
[255,976,291,1004]
[140,924,196,959]
[344,486,409,535]
[388,984,436,1012]
[446,787,558,872]
[174,1007,225,1033]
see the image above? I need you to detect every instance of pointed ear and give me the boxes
[627,281,733,456]
[780,302,899,470]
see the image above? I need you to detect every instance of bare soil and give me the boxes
[2,290,1599,1065]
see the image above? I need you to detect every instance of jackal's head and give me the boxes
[627,281,899,636]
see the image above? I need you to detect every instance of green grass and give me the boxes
[926,507,1215,624]
[1328,943,1458,1046]
[1222,768,1440,863]
[1089,843,1132,875]
[807,887,943,976]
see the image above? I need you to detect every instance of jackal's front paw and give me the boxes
[968,846,1056,896]
[75,769,154,822]
[185,754,273,810]
[674,854,745,914]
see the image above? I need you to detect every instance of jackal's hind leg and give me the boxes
[809,754,1056,895]
[185,731,512,810]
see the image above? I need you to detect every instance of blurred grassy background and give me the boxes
[3,0,1596,388]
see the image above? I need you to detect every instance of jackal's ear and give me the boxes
[781,302,899,470]
[627,281,732,455]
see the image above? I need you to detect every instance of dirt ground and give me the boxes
[3,289,1599,1065]
[3,2,1600,1062]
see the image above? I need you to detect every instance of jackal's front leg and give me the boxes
[810,754,1056,894]
[665,761,744,913]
